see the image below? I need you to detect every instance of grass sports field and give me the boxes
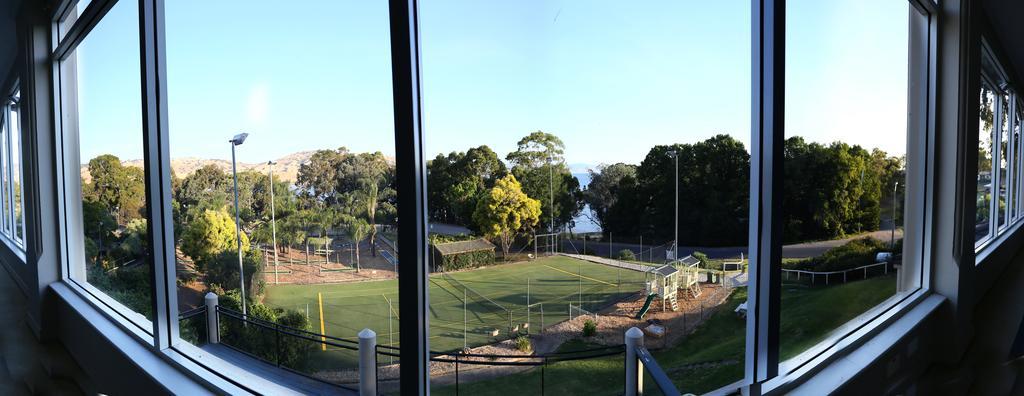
[262,255,649,369]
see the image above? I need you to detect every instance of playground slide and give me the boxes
[635,293,658,320]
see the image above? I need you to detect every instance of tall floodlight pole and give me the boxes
[268,161,279,284]
[667,150,679,263]
[230,133,249,317]
[892,181,899,250]
[548,151,555,253]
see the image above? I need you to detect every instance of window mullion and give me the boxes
[746,0,784,391]
[139,0,177,349]
[390,0,431,392]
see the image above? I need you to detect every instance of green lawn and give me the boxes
[429,275,897,395]
[262,256,649,370]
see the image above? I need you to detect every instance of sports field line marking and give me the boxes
[542,264,617,286]
[383,294,400,320]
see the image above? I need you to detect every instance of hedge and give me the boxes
[436,249,495,272]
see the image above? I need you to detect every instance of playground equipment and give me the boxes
[635,293,658,319]
[723,253,745,272]
[675,255,703,298]
[645,264,681,312]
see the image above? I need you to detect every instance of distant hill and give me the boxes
[81,151,318,184]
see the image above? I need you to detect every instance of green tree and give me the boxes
[342,216,372,271]
[473,174,542,257]
[83,154,146,225]
[427,145,507,226]
[584,163,637,232]
[203,248,262,296]
[181,209,250,266]
[506,131,582,232]
[606,135,749,246]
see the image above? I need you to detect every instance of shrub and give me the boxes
[583,319,597,337]
[803,237,887,272]
[515,335,532,352]
[437,250,496,272]
[692,251,710,267]
[615,249,636,261]
[202,248,262,298]
[217,291,313,369]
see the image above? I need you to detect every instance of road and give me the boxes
[560,228,904,261]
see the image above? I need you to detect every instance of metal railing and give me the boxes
[626,327,682,396]
[782,261,890,285]
[193,293,683,395]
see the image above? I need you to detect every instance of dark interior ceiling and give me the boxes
[984,0,1024,84]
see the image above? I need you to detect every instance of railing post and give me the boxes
[205,292,219,344]
[625,327,644,396]
[359,328,377,396]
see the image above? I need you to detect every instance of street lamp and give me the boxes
[268,161,279,285]
[891,181,899,250]
[667,150,679,263]
[229,132,249,317]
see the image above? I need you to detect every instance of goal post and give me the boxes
[534,232,560,258]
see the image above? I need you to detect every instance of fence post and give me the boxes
[359,328,377,396]
[625,327,644,396]
[205,292,219,344]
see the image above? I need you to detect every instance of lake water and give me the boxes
[572,173,601,233]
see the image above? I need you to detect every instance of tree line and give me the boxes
[80,130,905,312]
[429,133,904,249]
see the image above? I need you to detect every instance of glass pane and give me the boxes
[998,93,1010,228]
[60,0,153,324]
[782,0,914,366]
[978,84,996,243]
[0,106,8,236]
[9,90,23,243]
[421,1,750,394]
[1011,96,1019,220]
[165,0,400,389]
[57,0,94,43]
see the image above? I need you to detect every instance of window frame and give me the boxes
[40,0,948,394]
[2,77,28,257]
[974,39,1023,259]
[749,0,937,393]
[50,0,157,340]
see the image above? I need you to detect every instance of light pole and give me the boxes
[548,151,555,246]
[667,150,679,263]
[230,132,249,317]
[891,181,899,250]
[548,150,557,252]
[268,161,279,285]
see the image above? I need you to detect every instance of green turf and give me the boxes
[428,275,897,395]
[262,255,649,369]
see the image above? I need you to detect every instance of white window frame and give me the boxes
[50,0,156,340]
[0,84,27,254]
[974,40,1023,259]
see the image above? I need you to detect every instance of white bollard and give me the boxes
[625,327,644,396]
[359,328,377,396]
[205,292,219,344]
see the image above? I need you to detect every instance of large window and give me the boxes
[165,0,400,387]
[420,1,750,394]
[781,0,925,372]
[42,0,944,394]
[975,44,1021,254]
[55,0,154,327]
[1,87,26,250]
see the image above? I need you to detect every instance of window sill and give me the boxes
[51,281,337,394]
[762,291,945,395]
[975,220,1023,264]
[50,282,210,394]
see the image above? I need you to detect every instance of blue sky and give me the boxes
[72,0,908,169]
